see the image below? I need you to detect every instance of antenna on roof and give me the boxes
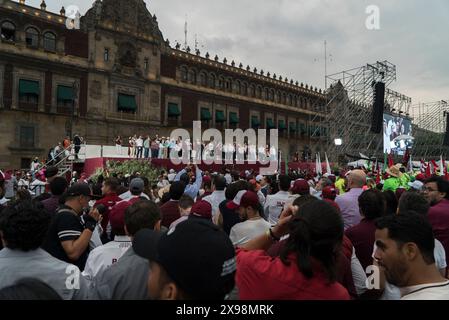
[184,14,188,50]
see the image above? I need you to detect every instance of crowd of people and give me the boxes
[0,161,448,300]
[115,135,279,161]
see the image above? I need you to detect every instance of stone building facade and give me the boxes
[0,0,328,169]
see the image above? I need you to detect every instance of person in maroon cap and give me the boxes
[229,191,271,246]
[415,173,426,182]
[189,200,213,221]
[322,186,337,201]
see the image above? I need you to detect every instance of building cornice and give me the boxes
[166,48,325,99]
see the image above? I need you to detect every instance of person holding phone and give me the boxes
[42,183,102,271]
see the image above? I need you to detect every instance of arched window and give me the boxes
[264,88,269,100]
[199,72,207,86]
[270,89,275,101]
[236,80,242,94]
[293,95,298,107]
[187,69,196,84]
[180,66,188,82]
[276,91,281,103]
[218,76,225,90]
[282,93,287,104]
[43,31,56,51]
[25,27,39,47]
[241,82,248,96]
[256,86,262,99]
[249,85,256,98]
[225,78,232,92]
[208,74,216,88]
[287,94,292,106]
[1,21,16,42]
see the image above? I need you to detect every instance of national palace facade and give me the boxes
[0,0,329,169]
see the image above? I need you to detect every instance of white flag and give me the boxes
[440,155,445,176]
[325,152,332,175]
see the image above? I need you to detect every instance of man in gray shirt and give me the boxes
[0,200,89,300]
[90,200,161,299]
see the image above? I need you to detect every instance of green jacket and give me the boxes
[399,173,411,190]
[383,177,401,192]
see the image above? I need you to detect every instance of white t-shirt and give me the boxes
[82,236,132,281]
[401,280,449,300]
[229,218,271,246]
[264,191,290,225]
[119,191,150,201]
[167,173,177,182]
[376,239,447,300]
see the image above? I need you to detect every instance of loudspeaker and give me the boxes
[371,82,385,134]
[444,113,449,146]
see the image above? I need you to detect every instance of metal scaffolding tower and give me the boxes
[412,100,449,159]
[311,61,413,162]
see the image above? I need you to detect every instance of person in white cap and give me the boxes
[408,180,424,192]
[167,169,177,183]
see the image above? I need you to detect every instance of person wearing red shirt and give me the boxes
[95,178,122,242]
[236,201,350,300]
[160,182,186,228]
[109,178,145,239]
[345,189,386,270]
[424,176,449,269]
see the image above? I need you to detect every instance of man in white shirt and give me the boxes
[167,169,177,183]
[374,214,449,300]
[135,136,144,159]
[264,175,292,225]
[83,200,161,282]
[156,175,170,189]
[202,175,227,219]
[30,174,46,197]
[229,191,270,246]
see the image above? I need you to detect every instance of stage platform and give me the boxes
[82,157,323,177]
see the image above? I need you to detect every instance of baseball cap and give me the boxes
[415,174,425,182]
[226,190,246,210]
[133,220,236,299]
[65,183,92,197]
[408,180,424,191]
[240,191,259,209]
[202,175,211,184]
[291,179,310,195]
[190,200,212,220]
[130,178,144,193]
[255,175,263,182]
[227,191,259,210]
[322,186,337,200]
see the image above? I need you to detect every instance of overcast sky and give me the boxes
[26,0,449,108]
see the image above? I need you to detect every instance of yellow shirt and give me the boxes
[335,177,346,195]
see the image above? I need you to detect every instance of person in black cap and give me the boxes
[134,219,236,300]
[42,183,101,271]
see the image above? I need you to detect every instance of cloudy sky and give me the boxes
[27,0,448,108]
